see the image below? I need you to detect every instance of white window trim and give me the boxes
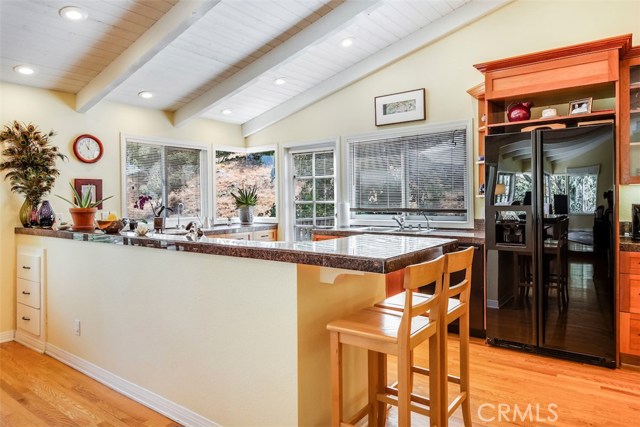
[343,119,474,229]
[281,138,340,242]
[120,133,211,228]
[212,144,278,224]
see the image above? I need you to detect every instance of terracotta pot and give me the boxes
[69,207,97,231]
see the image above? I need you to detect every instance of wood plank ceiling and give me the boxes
[0,0,511,136]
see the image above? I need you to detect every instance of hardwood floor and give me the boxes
[0,342,180,427]
[2,339,640,426]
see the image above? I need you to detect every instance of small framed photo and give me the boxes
[568,98,592,115]
[74,178,103,209]
[375,88,426,126]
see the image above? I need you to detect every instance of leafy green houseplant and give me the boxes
[0,121,67,226]
[56,183,114,231]
[231,185,258,224]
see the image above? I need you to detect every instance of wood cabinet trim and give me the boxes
[474,34,632,73]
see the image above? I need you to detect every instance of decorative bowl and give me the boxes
[96,219,124,234]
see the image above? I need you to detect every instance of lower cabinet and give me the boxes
[15,247,45,352]
[205,229,277,241]
[620,251,640,361]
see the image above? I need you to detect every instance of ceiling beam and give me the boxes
[242,0,514,137]
[76,0,220,113]
[173,0,385,128]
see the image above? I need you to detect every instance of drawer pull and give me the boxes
[21,316,31,321]
[22,266,31,270]
[22,291,31,295]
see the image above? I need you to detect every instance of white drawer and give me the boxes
[17,253,40,282]
[17,278,40,309]
[16,303,40,336]
[252,229,276,241]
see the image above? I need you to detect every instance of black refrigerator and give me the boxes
[485,124,615,367]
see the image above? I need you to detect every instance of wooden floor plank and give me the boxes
[0,342,181,427]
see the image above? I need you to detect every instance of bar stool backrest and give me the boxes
[444,247,475,304]
[400,255,445,337]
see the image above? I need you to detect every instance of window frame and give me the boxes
[343,120,474,229]
[212,145,278,224]
[120,133,211,228]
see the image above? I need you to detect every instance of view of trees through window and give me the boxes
[126,141,203,221]
[215,149,276,219]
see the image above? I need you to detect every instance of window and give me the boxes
[568,175,598,213]
[123,137,207,223]
[347,121,472,225]
[292,150,335,241]
[214,148,276,221]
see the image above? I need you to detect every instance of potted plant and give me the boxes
[231,185,258,225]
[56,183,113,231]
[0,121,67,226]
[134,194,172,232]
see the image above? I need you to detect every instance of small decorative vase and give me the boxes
[37,200,55,228]
[129,219,138,231]
[29,203,39,227]
[153,216,165,233]
[69,207,97,231]
[19,199,32,227]
[238,206,254,225]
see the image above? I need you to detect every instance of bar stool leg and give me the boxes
[440,321,449,427]
[330,331,342,427]
[368,351,383,426]
[428,332,441,427]
[398,345,412,426]
[460,314,472,426]
[377,352,387,426]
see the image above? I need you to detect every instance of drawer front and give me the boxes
[17,278,41,309]
[312,234,340,241]
[206,232,251,240]
[252,229,276,241]
[16,304,40,336]
[620,251,640,275]
[17,253,40,282]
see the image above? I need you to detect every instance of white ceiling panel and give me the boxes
[0,0,510,132]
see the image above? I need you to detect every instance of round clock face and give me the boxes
[73,134,103,163]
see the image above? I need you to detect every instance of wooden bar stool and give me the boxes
[326,255,445,427]
[374,246,475,427]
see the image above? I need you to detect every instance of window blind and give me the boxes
[126,141,204,220]
[348,128,468,218]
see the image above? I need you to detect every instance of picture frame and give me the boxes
[375,88,426,126]
[74,178,103,209]
[568,97,592,115]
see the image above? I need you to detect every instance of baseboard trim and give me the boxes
[45,343,220,427]
[14,330,45,353]
[0,330,15,343]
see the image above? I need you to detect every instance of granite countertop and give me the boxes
[312,226,485,245]
[620,236,640,252]
[15,228,457,274]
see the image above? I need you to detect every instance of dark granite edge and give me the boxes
[312,227,485,245]
[15,227,455,274]
[620,236,640,252]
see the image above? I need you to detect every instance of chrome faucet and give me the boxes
[176,202,185,229]
[392,213,406,230]
[422,212,431,230]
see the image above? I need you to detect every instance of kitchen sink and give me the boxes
[161,229,189,235]
[354,226,435,234]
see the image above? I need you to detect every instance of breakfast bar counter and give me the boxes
[14,228,455,426]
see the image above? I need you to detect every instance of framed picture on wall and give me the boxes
[74,178,103,209]
[375,88,426,126]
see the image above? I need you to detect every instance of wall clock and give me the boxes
[73,134,103,163]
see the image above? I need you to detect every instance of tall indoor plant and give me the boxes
[0,121,67,226]
[231,185,258,225]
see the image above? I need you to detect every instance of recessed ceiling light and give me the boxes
[341,38,354,47]
[221,109,232,115]
[138,91,153,99]
[59,6,88,21]
[274,77,287,85]
[13,65,36,75]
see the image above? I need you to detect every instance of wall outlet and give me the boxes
[73,319,81,336]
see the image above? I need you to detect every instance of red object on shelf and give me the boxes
[507,101,534,122]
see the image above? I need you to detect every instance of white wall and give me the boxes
[0,83,244,333]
